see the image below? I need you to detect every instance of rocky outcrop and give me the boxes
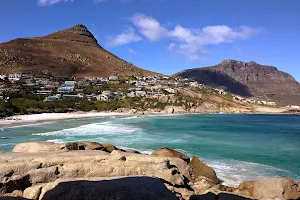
[175,60,300,105]
[152,147,190,163]
[13,141,132,154]
[189,156,218,184]
[12,142,62,153]
[251,178,300,200]
[1,142,300,200]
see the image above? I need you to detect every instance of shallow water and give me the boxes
[1,114,299,186]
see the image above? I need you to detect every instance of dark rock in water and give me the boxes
[42,177,179,200]
[152,147,190,163]
[189,156,218,184]
[190,192,253,200]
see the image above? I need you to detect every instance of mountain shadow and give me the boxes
[183,69,252,97]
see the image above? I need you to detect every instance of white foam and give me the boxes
[47,139,65,143]
[204,158,294,186]
[33,122,143,137]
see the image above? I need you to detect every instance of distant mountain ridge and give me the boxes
[0,24,161,77]
[174,60,300,105]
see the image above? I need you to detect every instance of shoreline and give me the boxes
[0,112,133,128]
[1,111,299,129]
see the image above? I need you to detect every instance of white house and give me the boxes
[109,76,118,81]
[65,81,77,87]
[102,90,113,96]
[57,85,74,93]
[266,102,276,106]
[8,73,22,81]
[45,94,61,101]
[287,105,300,109]
[99,94,114,101]
[165,88,177,94]
[234,96,244,101]
[189,81,199,88]
[0,75,7,80]
[63,94,84,100]
[127,92,136,98]
[135,91,146,97]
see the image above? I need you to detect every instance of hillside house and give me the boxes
[99,94,114,101]
[8,74,22,82]
[57,85,74,93]
[65,81,77,87]
[102,90,113,96]
[63,94,84,100]
[77,81,90,88]
[109,76,118,81]
[127,91,135,98]
[165,88,177,94]
[266,102,276,106]
[128,87,142,91]
[44,82,60,89]
[45,94,61,101]
[135,91,147,97]
[36,90,53,95]
[0,75,7,80]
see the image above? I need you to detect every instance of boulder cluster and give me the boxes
[0,142,299,200]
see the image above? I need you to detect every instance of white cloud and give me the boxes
[131,14,258,60]
[109,13,259,61]
[167,24,258,60]
[107,27,142,47]
[128,49,137,54]
[131,13,168,41]
[37,0,74,6]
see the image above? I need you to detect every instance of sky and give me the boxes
[0,0,300,80]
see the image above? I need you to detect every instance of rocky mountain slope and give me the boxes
[0,24,160,77]
[175,60,300,105]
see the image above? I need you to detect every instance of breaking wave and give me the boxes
[33,121,143,137]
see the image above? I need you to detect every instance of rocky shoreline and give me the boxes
[0,141,299,200]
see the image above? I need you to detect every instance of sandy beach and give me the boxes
[0,112,131,128]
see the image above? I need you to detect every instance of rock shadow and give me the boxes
[41,176,179,200]
[190,192,253,200]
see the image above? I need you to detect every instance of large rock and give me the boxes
[252,177,300,200]
[40,177,179,200]
[0,150,193,199]
[12,142,112,153]
[189,156,218,184]
[12,142,62,153]
[152,147,190,163]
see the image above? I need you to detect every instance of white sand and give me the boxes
[0,112,130,128]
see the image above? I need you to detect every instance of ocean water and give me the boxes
[0,114,299,186]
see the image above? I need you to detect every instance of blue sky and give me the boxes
[1,0,299,80]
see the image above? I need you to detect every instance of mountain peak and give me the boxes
[44,24,98,45]
[220,60,258,66]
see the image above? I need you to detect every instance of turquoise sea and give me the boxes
[0,114,299,186]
